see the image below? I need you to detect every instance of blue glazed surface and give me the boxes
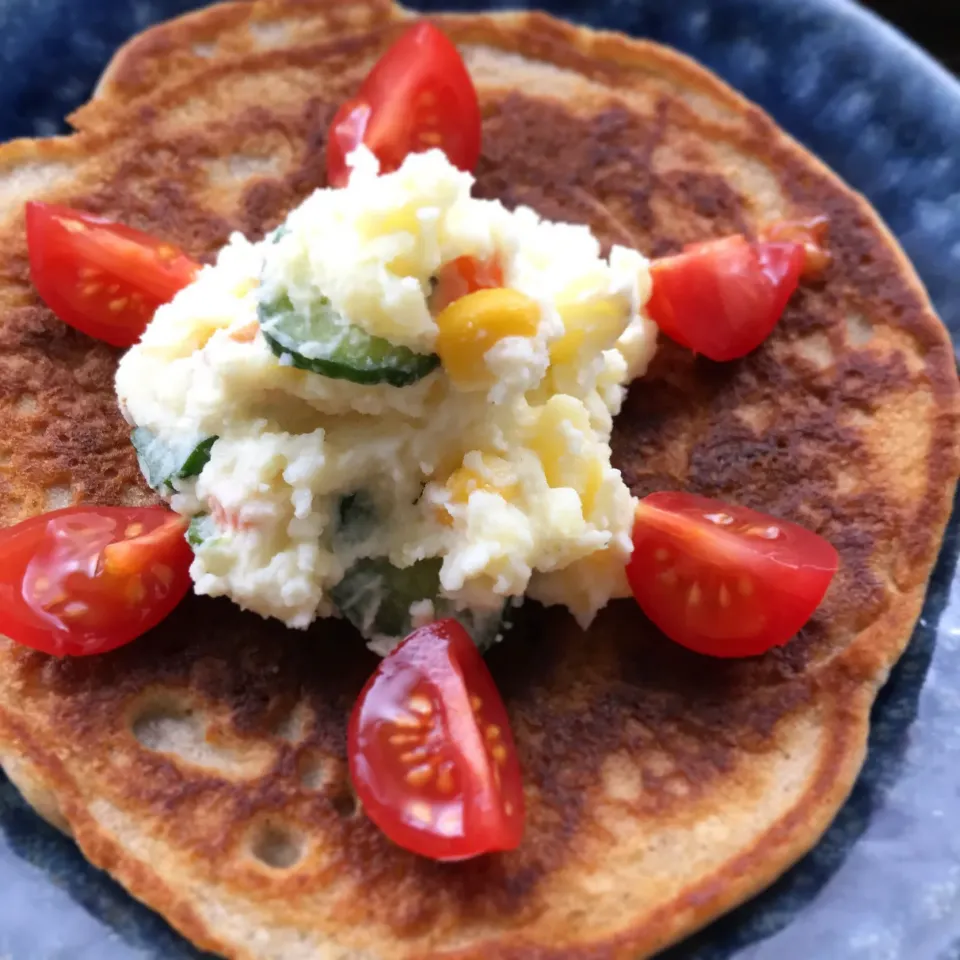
[0,1,958,957]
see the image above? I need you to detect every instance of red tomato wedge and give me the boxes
[0,506,193,657]
[326,23,481,188]
[627,492,838,658]
[430,255,504,313]
[26,202,200,347]
[348,619,524,861]
[647,235,805,361]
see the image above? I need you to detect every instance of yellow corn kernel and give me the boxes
[361,205,420,239]
[437,457,520,526]
[550,296,630,365]
[435,288,540,388]
[528,395,606,515]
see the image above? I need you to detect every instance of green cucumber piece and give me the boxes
[258,291,439,388]
[179,436,217,479]
[187,513,218,548]
[331,556,504,653]
[331,557,440,641]
[132,428,218,492]
[333,490,378,548]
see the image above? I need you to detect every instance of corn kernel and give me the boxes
[551,296,630,365]
[435,288,540,388]
[437,456,519,526]
[359,206,423,277]
[528,395,606,516]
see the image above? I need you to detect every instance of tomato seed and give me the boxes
[392,715,421,729]
[654,548,669,562]
[719,583,731,608]
[658,568,678,586]
[124,523,144,539]
[408,695,433,716]
[405,764,433,787]
[688,583,701,607]
[399,747,429,764]
[485,725,501,742]
[436,763,455,794]
[109,297,129,312]
[388,733,420,746]
[470,695,482,712]
[492,744,508,766]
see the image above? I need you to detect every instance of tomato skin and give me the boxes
[627,492,838,658]
[430,255,504,313]
[647,236,805,361]
[326,23,481,188]
[348,619,524,861]
[26,202,200,348]
[0,507,193,657]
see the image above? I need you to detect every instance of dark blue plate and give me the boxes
[2,1,958,957]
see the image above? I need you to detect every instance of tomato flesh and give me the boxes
[0,507,193,657]
[348,619,524,861]
[759,216,831,279]
[430,255,504,313]
[647,235,805,361]
[627,492,838,658]
[26,202,200,347]
[326,23,481,188]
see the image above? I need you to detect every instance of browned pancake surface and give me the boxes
[0,5,955,959]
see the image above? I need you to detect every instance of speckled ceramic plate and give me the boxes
[1,0,958,957]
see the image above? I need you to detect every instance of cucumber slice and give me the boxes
[258,292,439,388]
[331,556,504,653]
[132,428,218,492]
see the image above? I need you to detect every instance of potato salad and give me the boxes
[115,147,657,653]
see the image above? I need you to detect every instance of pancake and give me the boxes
[0,2,956,958]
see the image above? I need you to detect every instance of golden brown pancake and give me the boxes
[0,2,955,958]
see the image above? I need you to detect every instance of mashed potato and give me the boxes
[115,147,657,653]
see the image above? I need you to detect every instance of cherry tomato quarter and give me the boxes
[627,492,838,658]
[647,235,805,361]
[326,23,481,188]
[348,619,524,861]
[0,506,193,657]
[26,202,199,347]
